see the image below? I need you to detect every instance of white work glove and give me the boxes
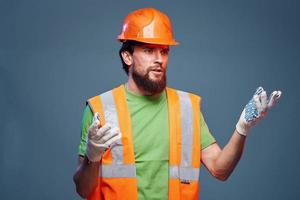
[86,113,121,162]
[236,86,282,136]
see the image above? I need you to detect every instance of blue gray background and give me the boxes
[1,0,299,199]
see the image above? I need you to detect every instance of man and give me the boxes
[73,8,282,200]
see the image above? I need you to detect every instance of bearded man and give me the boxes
[73,8,282,200]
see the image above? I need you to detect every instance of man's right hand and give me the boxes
[86,113,121,162]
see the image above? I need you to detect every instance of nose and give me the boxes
[154,49,163,65]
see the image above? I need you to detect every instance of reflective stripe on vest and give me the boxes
[178,90,193,167]
[87,85,201,200]
[169,166,200,181]
[101,164,136,178]
[88,88,136,179]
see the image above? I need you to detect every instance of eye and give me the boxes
[144,48,154,54]
[161,49,169,56]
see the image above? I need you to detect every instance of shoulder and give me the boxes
[87,84,125,103]
[86,84,126,113]
[166,87,202,101]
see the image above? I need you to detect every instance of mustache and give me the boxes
[147,65,165,72]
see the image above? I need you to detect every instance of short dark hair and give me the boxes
[119,40,145,75]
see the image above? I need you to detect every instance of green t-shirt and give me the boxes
[78,87,215,200]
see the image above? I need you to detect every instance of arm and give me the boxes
[73,113,121,198]
[202,87,281,181]
[201,131,245,181]
[73,156,100,198]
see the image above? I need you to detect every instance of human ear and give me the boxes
[121,51,133,66]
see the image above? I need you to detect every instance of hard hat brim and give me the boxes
[117,37,179,46]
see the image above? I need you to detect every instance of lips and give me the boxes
[150,69,164,77]
[151,68,162,72]
[149,66,164,73]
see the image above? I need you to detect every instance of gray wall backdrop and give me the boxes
[1,0,299,199]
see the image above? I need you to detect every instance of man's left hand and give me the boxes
[236,86,282,136]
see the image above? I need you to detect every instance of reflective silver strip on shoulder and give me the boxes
[177,90,193,167]
[100,90,123,165]
[169,166,199,181]
[101,164,136,178]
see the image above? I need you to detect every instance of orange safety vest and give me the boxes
[86,84,201,200]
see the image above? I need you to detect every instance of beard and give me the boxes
[132,65,167,95]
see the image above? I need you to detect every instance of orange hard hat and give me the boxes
[117,8,179,45]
